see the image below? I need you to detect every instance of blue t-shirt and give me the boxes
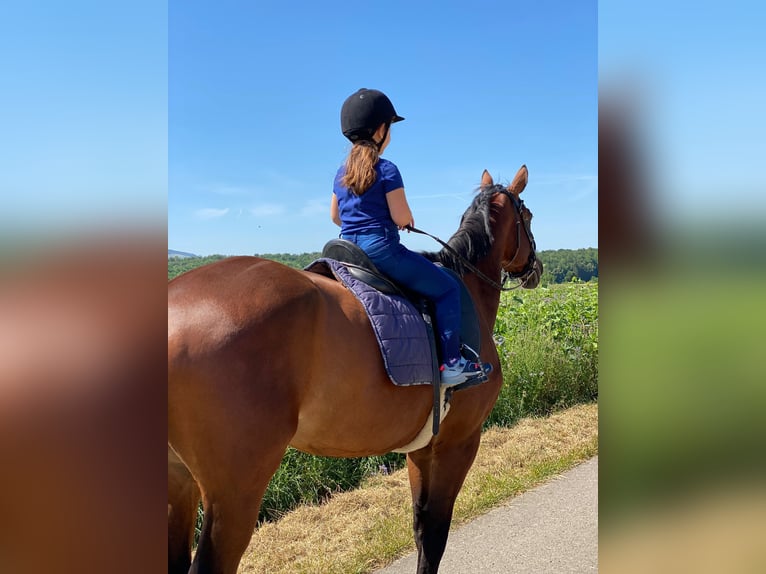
[333,158,404,235]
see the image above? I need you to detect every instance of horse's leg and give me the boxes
[190,441,287,574]
[175,370,299,574]
[168,448,201,574]
[406,431,482,574]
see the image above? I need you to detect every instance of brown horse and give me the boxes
[168,165,542,574]
[0,236,167,574]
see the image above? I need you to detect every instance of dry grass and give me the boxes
[600,482,766,574]
[239,403,598,574]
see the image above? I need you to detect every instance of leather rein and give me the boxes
[406,188,538,292]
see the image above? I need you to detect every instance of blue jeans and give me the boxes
[342,228,462,365]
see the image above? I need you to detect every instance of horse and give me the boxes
[0,235,167,574]
[168,165,543,574]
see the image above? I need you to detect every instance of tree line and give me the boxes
[537,247,598,284]
[169,248,597,284]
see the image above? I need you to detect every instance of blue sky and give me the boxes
[599,0,765,221]
[169,1,598,255]
[3,2,763,257]
[0,2,167,235]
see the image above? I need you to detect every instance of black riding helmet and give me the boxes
[340,88,404,146]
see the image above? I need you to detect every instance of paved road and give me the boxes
[375,457,598,574]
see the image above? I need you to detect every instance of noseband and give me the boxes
[406,188,539,291]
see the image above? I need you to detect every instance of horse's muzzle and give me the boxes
[521,259,543,289]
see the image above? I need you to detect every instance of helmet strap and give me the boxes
[373,122,390,152]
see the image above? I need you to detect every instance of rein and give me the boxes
[405,189,537,292]
[405,224,513,291]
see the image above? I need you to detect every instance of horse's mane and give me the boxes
[421,185,502,274]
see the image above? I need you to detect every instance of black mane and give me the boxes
[421,185,502,274]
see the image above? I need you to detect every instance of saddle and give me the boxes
[320,239,403,296]
[320,239,483,356]
[305,239,486,437]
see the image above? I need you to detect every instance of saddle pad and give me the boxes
[306,258,434,386]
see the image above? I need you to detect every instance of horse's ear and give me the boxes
[481,170,494,187]
[508,165,528,195]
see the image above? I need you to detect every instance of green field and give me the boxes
[489,281,598,427]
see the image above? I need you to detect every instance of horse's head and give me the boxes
[428,166,543,290]
[481,166,543,289]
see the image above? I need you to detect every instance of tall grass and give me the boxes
[259,451,404,523]
[487,280,598,427]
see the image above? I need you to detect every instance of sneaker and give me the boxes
[440,358,487,387]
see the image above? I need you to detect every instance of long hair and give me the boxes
[341,140,379,196]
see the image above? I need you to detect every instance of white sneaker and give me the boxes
[440,358,487,387]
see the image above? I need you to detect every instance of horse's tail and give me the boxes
[168,444,200,574]
[168,445,197,496]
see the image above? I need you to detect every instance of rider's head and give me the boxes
[340,88,404,150]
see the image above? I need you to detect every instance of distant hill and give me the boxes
[168,249,198,259]
[168,248,597,284]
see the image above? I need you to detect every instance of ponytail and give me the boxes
[341,140,379,196]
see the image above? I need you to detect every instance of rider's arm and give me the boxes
[330,193,341,227]
[386,187,414,229]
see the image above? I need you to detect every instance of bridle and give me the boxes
[494,188,539,290]
[406,188,539,292]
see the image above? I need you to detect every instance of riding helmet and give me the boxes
[340,88,405,142]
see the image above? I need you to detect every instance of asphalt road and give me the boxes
[375,457,598,574]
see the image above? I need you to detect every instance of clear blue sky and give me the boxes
[599,0,765,223]
[3,2,763,256]
[1,2,167,236]
[169,1,598,256]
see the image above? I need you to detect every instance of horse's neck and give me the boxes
[465,274,502,332]
[467,256,503,331]
[470,204,514,328]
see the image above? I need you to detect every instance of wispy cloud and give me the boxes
[250,203,286,217]
[534,174,598,186]
[407,192,467,200]
[569,181,598,202]
[256,169,309,190]
[300,198,328,217]
[534,174,598,203]
[195,207,229,220]
[203,172,309,197]
[204,184,259,196]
